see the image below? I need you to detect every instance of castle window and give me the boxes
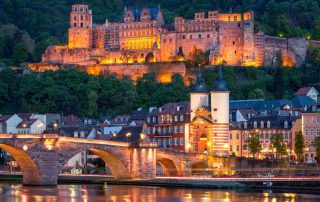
[207,34,210,38]
[80,22,83,28]
[81,15,83,20]
[235,51,237,54]
[74,23,77,27]
[182,35,185,39]
[214,108,217,111]
[190,35,192,39]
[169,38,172,43]
[74,16,76,21]
[228,16,230,21]
[198,34,201,39]
[234,16,237,21]
[163,39,166,43]
[233,41,235,45]
[238,23,241,27]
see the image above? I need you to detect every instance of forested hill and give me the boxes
[0,0,320,66]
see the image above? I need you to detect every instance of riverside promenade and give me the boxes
[2,173,320,190]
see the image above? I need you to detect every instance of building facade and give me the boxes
[34,4,310,77]
[146,69,230,157]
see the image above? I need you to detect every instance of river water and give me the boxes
[0,183,319,202]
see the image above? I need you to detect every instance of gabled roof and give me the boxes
[16,118,38,128]
[295,87,318,96]
[148,101,190,116]
[245,115,298,130]
[291,96,316,108]
[61,115,82,127]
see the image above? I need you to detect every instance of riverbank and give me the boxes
[1,174,320,190]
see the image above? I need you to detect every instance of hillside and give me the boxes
[0,0,320,65]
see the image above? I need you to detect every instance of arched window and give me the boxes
[254,121,257,129]
[261,121,264,128]
[267,120,271,128]
[200,134,207,140]
[74,23,77,27]
[284,121,288,129]
[80,22,83,28]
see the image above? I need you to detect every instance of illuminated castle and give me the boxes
[35,4,308,78]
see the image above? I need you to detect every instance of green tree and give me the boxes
[245,131,262,158]
[12,43,28,66]
[271,133,287,159]
[88,90,98,117]
[248,88,265,99]
[294,131,305,161]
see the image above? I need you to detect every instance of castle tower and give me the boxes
[242,11,256,66]
[210,67,230,157]
[68,4,93,49]
[190,74,209,121]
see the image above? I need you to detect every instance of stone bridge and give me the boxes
[0,134,156,185]
[0,134,234,185]
[156,150,235,176]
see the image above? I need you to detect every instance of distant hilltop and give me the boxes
[30,4,320,81]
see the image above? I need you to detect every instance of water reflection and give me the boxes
[0,183,319,202]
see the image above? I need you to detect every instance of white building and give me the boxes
[16,119,46,134]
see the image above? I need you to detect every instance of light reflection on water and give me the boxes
[0,183,319,202]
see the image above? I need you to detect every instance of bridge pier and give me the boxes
[23,151,60,185]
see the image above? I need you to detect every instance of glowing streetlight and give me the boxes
[140,133,146,142]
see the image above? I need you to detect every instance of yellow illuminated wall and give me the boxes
[120,36,159,50]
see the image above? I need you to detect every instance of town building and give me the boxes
[146,68,230,157]
[300,104,320,162]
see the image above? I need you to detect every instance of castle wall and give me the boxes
[84,62,186,83]
[263,36,307,67]
[218,21,244,66]
[68,28,92,49]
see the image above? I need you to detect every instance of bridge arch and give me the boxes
[0,144,40,185]
[62,146,130,179]
[156,158,179,176]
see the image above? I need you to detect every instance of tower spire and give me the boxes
[218,65,223,81]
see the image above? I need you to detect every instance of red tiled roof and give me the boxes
[61,115,82,126]
[295,87,313,96]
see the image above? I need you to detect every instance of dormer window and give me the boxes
[267,120,271,128]
[254,121,257,129]
[260,121,264,128]
[244,122,247,129]
[284,121,288,129]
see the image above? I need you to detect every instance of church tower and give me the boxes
[210,67,230,156]
[68,5,93,49]
[190,74,209,121]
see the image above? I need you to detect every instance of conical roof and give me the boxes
[191,74,208,93]
[213,66,229,91]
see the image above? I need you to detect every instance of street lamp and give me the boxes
[140,133,146,142]
[126,132,132,143]
[112,133,117,140]
[203,149,208,177]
